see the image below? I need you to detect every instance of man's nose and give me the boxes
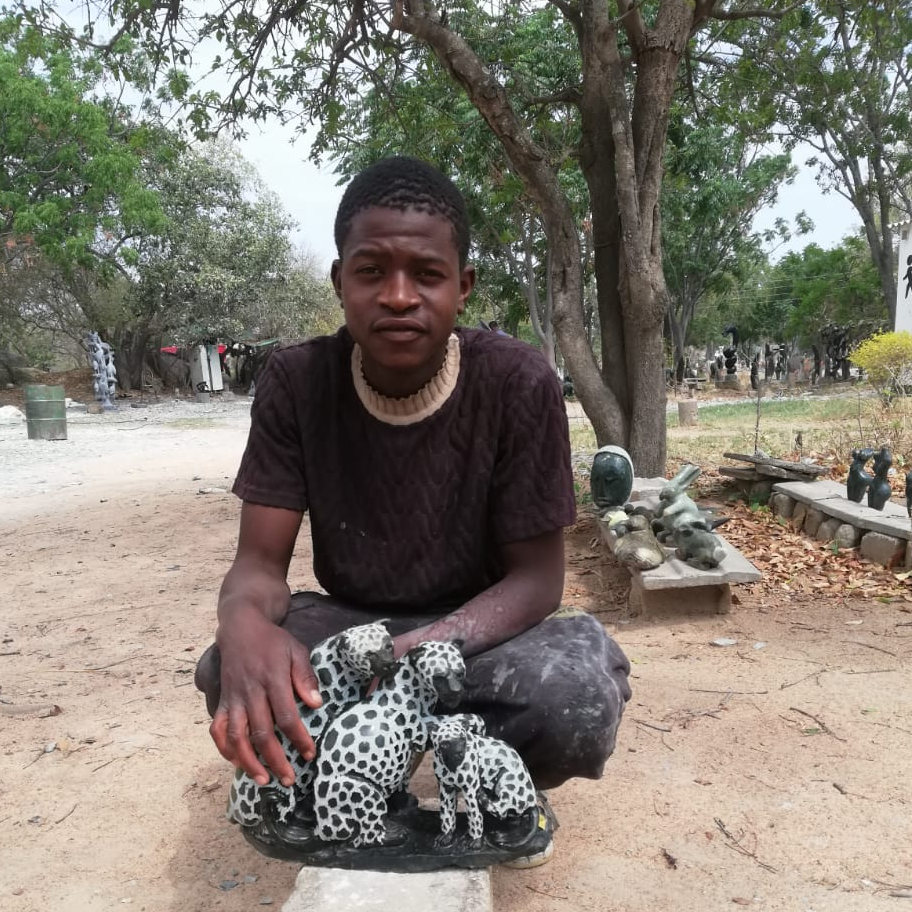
[379,271,420,310]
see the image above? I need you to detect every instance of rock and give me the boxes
[769,493,795,519]
[0,405,25,425]
[792,502,808,531]
[815,517,842,542]
[859,531,904,567]
[803,507,825,537]
[833,523,861,550]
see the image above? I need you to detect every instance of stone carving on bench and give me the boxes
[609,509,666,571]
[906,467,912,524]
[652,464,730,569]
[846,446,895,511]
[670,522,728,570]
[867,447,893,511]
[234,633,551,872]
[846,447,875,503]
[590,445,634,512]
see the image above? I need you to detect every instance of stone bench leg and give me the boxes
[628,576,732,617]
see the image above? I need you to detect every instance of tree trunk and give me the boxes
[400,0,697,476]
[111,328,151,392]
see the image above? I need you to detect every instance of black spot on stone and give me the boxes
[341,714,358,729]
[375,734,386,749]
[341,733,355,748]
[323,730,338,750]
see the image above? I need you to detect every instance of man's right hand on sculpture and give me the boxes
[210,503,319,787]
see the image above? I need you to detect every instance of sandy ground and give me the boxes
[1,393,911,912]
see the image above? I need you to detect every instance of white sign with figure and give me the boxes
[895,219,912,332]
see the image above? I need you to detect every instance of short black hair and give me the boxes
[334,156,471,266]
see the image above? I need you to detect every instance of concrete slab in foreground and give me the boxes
[281,867,492,912]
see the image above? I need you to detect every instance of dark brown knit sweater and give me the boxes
[233,326,575,612]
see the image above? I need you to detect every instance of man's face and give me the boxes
[332,206,475,399]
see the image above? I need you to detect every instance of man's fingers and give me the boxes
[291,658,322,711]
[209,706,268,785]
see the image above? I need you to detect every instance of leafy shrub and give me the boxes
[850,331,912,403]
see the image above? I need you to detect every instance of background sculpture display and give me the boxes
[595,454,731,572]
[721,325,739,377]
[867,447,893,511]
[846,448,875,503]
[228,621,551,872]
[85,331,117,409]
[846,447,894,511]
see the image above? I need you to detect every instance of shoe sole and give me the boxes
[500,838,554,869]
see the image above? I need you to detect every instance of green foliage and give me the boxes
[662,114,795,366]
[0,25,165,276]
[850,332,912,401]
[713,1,912,316]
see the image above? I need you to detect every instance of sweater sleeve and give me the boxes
[231,350,309,512]
[488,354,576,543]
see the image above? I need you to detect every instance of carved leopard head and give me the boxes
[335,620,397,681]
[407,640,466,708]
[427,717,471,772]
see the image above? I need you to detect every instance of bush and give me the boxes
[850,331,912,402]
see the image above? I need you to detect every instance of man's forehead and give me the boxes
[345,206,458,255]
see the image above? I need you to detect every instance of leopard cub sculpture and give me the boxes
[428,715,537,850]
[312,640,466,848]
[226,620,397,828]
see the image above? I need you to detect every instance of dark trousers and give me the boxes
[195,592,632,790]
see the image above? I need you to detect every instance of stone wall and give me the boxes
[770,480,912,569]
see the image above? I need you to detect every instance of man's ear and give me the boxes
[457,265,475,314]
[331,260,343,304]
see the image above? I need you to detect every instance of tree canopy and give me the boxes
[14,0,807,474]
[0,22,164,276]
[723,0,912,324]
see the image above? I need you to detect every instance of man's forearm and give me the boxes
[216,561,292,635]
[396,529,567,658]
[397,568,562,658]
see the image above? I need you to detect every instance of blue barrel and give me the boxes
[24,384,67,440]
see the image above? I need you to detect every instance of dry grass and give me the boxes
[571,384,912,490]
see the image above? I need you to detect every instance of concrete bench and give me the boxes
[282,867,491,912]
[598,477,762,615]
[598,519,761,615]
[771,479,912,568]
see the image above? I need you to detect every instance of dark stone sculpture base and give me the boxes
[240,804,553,873]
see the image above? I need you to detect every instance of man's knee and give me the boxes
[194,643,221,717]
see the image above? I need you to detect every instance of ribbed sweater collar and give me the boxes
[351,333,460,426]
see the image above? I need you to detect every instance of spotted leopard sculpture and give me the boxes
[428,716,537,849]
[312,640,466,847]
[226,620,396,827]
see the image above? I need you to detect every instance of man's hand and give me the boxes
[210,610,323,787]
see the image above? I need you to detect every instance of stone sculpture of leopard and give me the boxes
[226,620,396,827]
[428,716,537,848]
[312,640,466,847]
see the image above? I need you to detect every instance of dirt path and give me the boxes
[1,399,910,911]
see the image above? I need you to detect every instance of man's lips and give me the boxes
[373,319,426,341]
[373,319,426,333]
